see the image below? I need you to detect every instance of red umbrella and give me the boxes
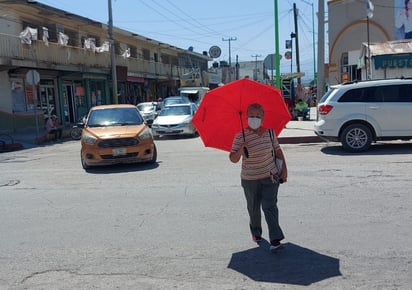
[192,78,291,152]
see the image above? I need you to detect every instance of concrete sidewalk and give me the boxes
[278,120,321,144]
[278,106,322,144]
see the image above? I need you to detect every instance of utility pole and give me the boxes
[108,0,118,103]
[251,54,262,81]
[366,0,374,80]
[222,37,237,66]
[289,34,295,74]
[301,0,317,84]
[235,55,240,80]
[317,0,325,100]
[293,3,301,85]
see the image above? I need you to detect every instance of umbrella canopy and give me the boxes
[192,78,291,152]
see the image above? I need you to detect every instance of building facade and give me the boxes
[0,0,210,131]
[328,0,412,85]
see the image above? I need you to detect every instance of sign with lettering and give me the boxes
[374,54,412,70]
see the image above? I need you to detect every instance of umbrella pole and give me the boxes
[239,112,249,158]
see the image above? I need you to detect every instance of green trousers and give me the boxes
[241,177,284,242]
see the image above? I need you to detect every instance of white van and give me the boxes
[314,78,412,152]
[178,87,209,104]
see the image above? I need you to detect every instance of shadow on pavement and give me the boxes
[0,134,24,152]
[227,242,341,286]
[321,142,412,156]
[83,161,160,174]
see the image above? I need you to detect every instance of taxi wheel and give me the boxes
[148,144,157,164]
[81,152,91,170]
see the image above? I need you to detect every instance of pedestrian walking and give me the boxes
[229,103,288,252]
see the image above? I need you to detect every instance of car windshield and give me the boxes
[159,105,191,116]
[137,103,156,112]
[163,96,189,106]
[87,107,144,127]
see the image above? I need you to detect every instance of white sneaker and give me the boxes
[269,240,284,252]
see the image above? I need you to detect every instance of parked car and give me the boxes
[151,103,198,137]
[163,96,191,106]
[137,102,158,124]
[80,104,157,169]
[314,78,412,152]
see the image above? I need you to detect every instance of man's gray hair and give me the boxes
[247,103,264,115]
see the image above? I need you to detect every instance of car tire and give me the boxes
[341,123,372,152]
[70,127,82,140]
[81,152,91,170]
[148,144,157,164]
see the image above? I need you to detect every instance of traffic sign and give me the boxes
[263,54,282,70]
[284,51,292,60]
[209,46,222,58]
[26,70,40,85]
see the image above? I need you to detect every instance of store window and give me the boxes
[90,80,105,106]
[39,80,56,119]
[142,48,150,61]
[341,52,361,83]
[74,84,88,119]
[11,78,26,112]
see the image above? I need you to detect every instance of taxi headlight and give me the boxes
[139,126,153,139]
[82,132,97,144]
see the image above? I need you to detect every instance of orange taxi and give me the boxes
[80,104,157,169]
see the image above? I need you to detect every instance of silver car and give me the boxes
[151,103,197,137]
[315,78,412,152]
[163,96,191,106]
[137,102,158,124]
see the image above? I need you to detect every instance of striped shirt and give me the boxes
[231,128,281,180]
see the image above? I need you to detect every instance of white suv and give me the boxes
[314,79,412,152]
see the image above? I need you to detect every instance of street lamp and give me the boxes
[366,0,374,80]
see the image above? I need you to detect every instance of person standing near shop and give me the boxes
[294,98,310,120]
[46,114,63,141]
[229,103,288,252]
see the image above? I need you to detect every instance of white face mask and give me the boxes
[248,117,261,129]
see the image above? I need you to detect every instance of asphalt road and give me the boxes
[0,137,411,289]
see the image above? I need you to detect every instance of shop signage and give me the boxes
[374,53,412,70]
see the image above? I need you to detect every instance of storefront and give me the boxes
[360,40,412,80]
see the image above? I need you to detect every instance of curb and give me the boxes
[278,136,324,144]
[35,129,72,144]
[0,143,24,152]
